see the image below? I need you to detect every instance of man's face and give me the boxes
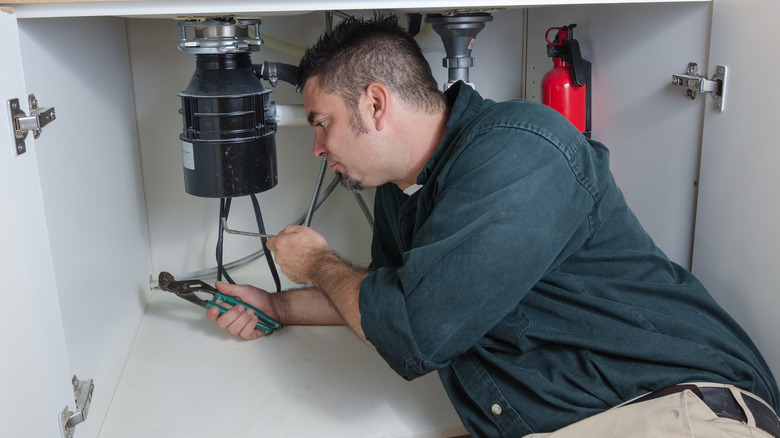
[303,77,383,191]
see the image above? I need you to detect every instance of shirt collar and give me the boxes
[416,81,485,186]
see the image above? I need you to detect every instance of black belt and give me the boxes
[628,384,780,438]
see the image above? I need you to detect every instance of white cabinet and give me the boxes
[692,0,780,387]
[0,11,75,438]
[13,16,154,438]
[4,0,778,437]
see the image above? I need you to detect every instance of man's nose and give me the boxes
[313,138,328,158]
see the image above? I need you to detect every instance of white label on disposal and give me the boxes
[181,141,195,170]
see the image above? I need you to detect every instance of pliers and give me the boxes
[157,271,282,335]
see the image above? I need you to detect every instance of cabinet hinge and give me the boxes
[6,94,56,155]
[60,375,94,438]
[672,62,728,112]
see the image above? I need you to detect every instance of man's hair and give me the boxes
[297,15,445,120]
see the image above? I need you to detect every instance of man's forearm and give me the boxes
[308,249,371,343]
[276,286,345,326]
[265,225,371,343]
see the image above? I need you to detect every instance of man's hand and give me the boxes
[206,282,281,340]
[267,224,371,342]
[266,225,330,285]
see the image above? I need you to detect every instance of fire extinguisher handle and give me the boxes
[567,39,588,87]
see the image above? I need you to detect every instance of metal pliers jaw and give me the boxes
[157,271,282,335]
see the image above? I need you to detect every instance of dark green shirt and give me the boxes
[359,82,778,436]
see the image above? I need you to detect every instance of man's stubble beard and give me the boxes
[336,171,363,193]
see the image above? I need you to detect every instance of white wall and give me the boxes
[129,13,374,287]
[128,9,527,286]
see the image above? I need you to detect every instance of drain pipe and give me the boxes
[425,12,493,90]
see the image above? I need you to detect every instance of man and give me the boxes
[208,15,780,437]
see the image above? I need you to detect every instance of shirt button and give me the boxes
[491,404,503,415]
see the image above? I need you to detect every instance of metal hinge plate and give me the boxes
[672,62,728,112]
[6,94,56,155]
[60,375,94,438]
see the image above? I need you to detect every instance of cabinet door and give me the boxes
[0,10,76,437]
[692,0,780,381]
[16,17,153,438]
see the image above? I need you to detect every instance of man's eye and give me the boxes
[315,121,325,129]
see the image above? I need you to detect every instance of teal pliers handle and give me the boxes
[205,294,283,335]
[157,271,283,335]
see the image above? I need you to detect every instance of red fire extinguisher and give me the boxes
[542,24,592,137]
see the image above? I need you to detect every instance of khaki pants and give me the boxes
[525,384,775,438]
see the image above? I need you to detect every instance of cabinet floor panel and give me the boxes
[100,289,465,438]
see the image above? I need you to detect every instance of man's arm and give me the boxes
[207,282,344,340]
[306,248,371,342]
[267,225,371,343]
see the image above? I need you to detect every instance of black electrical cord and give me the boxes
[216,195,280,292]
[217,197,236,284]
[250,193,282,293]
[157,175,348,287]
[217,198,226,282]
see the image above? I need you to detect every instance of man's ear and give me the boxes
[365,82,390,131]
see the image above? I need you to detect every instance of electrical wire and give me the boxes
[153,175,341,286]
[250,193,282,293]
[216,198,236,284]
[305,156,329,227]
[353,191,374,230]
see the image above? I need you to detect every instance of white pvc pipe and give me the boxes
[276,104,307,126]
[259,32,307,58]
